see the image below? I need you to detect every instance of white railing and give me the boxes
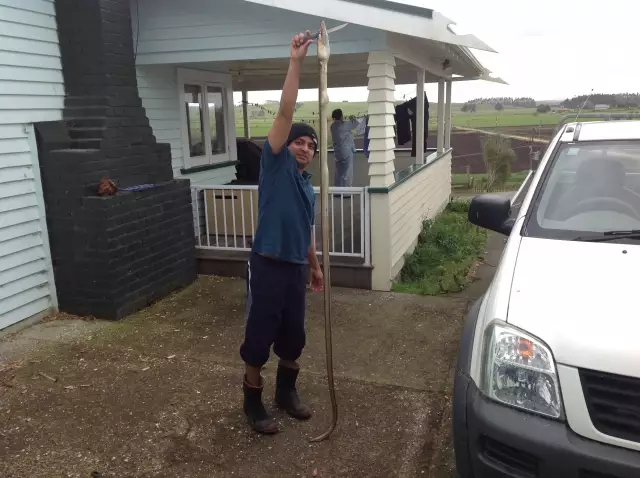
[191,184,370,263]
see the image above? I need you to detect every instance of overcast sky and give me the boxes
[237,0,636,105]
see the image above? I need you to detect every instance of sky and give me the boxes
[235,0,638,106]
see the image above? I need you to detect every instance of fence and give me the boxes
[191,185,370,263]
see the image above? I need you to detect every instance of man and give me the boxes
[239,32,324,435]
[330,109,365,187]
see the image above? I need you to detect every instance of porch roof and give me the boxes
[235,0,506,89]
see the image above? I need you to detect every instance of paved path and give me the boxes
[0,281,469,477]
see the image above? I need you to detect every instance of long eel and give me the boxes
[309,20,338,443]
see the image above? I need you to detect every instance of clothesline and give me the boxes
[234,100,369,118]
[235,94,424,119]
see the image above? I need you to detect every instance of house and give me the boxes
[130,0,503,290]
[1,0,197,331]
[0,0,501,332]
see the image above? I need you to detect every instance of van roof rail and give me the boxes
[554,112,640,135]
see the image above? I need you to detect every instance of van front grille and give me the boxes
[580,368,640,444]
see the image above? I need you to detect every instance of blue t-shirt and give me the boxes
[251,140,315,264]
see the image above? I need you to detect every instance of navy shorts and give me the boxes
[240,252,307,368]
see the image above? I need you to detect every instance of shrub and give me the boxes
[482,134,516,192]
[394,200,488,295]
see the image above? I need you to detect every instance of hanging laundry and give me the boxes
[354,115,367,136]
[394,102,412,146]
[394,94,429,157]
[363,116,370,159]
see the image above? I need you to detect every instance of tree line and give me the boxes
[461,97,537,112]
[465,97,537,108]
[562,93,640,109]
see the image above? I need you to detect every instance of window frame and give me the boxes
[177,68,236,170]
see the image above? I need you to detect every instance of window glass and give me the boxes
[527,141,640,238]
[206,85,226,155]
[184,84,205,157]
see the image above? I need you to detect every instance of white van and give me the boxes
[453,120,640,477]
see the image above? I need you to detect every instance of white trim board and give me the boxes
[26,125,58,312]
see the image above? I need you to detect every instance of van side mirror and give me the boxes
[468,194,514,235]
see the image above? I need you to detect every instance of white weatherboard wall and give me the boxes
[369,152,452,291]
[136,66,183,176]
[136,65,237,184]
[0,0,61,329]
[389,151,452,278]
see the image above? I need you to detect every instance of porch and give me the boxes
[131,0,503,291]
[193,183,373,287]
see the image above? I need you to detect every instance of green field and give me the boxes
[234,101,640,139]
[163,98,640,154]
[235,101,370,138]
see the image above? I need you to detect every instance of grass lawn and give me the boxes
[392,199,488,295]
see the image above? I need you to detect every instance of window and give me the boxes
[525,140,640,240]
[178,69,234,169]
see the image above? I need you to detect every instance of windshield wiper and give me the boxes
[573,230,640,242]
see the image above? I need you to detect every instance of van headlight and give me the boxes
[481,322,563,419]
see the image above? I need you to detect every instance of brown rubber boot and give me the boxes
[275,365,312,420]
[243,376,279,434]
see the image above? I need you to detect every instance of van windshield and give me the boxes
[525,141,640,239]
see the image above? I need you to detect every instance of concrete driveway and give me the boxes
[0,277,475,478]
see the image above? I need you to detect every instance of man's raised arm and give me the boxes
[268,32,313,155]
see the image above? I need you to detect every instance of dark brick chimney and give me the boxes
[34,0,196,320]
